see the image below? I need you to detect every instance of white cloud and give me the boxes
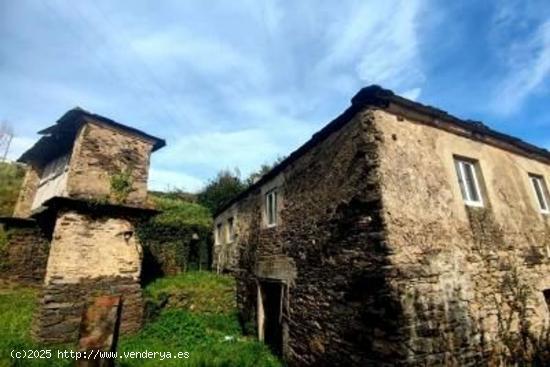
[159,129,280,169]
[317,0,424,93]
[154,112,315,178]
[401,87,422,101]
[130,29,270,89]
[492,20,550,115]
[0,0,434,190]
[148,168,205,193]
[4,136,35,161]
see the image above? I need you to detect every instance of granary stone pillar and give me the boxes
[32,198,156,343]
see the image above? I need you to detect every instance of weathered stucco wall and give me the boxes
[66,121,154,206]
[215,109,387,365]
[34,210,143,343]
[374,107,550,364]
[13,165,41,218]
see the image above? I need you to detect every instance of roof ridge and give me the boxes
[214,85,550,215]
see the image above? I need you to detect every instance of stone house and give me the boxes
[0,107,164,342]
[213,86,550,365]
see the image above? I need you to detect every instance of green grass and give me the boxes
[118,311,279,366]
[144,272,236,315]
[0,283,72,367]
[0,273,280,367]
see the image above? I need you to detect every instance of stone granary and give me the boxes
[213,86,550,366]
[0,108,164,343]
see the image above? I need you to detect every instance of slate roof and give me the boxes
[215,85,550,215]
[18,107,165,166]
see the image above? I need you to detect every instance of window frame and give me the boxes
[215,223,223,245]
[227,217,235,243]
[454,157,484,207]
[529,174,550,214]
[265,189,278,227]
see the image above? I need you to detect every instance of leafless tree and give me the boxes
[0,120,14,161]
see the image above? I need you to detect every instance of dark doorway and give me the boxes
[259,280,284,356]
[543,289,550,311]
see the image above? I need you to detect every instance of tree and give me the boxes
[0,121,14,162]
[197,169,246,213]
[245,156,286,186]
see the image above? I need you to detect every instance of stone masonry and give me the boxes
[66,120,153,206]
[0,108,164,344]
[12,165,41,218]
[0,219,50,284]
[215,107,385,365]
[214,86,550,366]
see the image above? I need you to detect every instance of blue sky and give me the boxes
[1,0,549,192]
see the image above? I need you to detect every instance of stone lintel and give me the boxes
[255,256,297,285]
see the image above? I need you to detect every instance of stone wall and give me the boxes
[216,103,550,366]
[45,211,142,282]
[12,165,41,218]
[66,121,154,207]
[33,276,142,343]
[215,109,387,365]
[34,210,143,343]
[374,107,550,364]
[0,222,50,284]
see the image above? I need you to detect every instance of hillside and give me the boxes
[0,161,25,216]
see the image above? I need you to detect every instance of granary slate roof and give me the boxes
[18,107,165,167]
[215,85,550,215]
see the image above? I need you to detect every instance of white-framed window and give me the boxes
[215,223,223,245]
[265,189,278,226]
[227,217,235,242]
[529,174,550,214]
[454,157,484,207]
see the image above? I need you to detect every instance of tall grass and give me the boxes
[0,283,71,367]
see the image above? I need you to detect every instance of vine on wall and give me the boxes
[110,168,134,204]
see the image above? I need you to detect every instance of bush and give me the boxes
[150,195,212,228]
[138,194,214,283]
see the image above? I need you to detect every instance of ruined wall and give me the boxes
[34,210,143,343]
[0,223,50,284]
[374,107,550,364]
[66,121,154,206]
[13,165,41,218]
[215,109,390,366]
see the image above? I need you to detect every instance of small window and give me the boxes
[215,223,223,245]
[227,217,235,242]
[266,189,278,226]
[529,174,550,214]
[454,158,484,207]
